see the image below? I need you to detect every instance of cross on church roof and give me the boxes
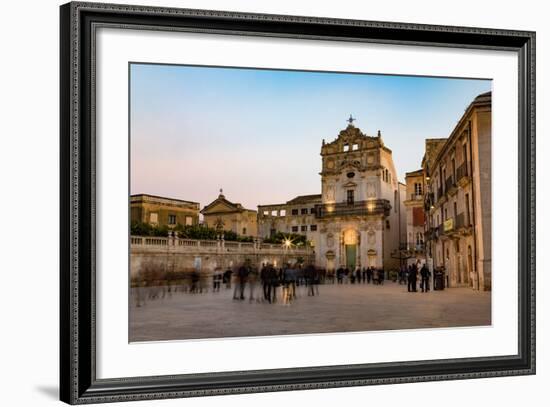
[347,114,356,125]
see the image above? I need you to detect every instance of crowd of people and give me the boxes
[333,266,385,285]
[226,262,321,304]
[131,260,437,307]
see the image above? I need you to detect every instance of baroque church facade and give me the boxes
[258,119,406,272]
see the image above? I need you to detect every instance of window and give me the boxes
[291,209,299,215]
[242,227,247,235]
[463,143,468,163]
[301,208,308,215]
[444,208,448,220]
[414,182,423,196]
[452,158,456,182]
[352,143,359,151]
[270,228,276,237]
[149,212,158,224]
[301,225,307,232]
[280,209,286,216]
[310,207,316,214]
[185,216,193,226]
[168,214,176,225]
[310,225,317,231]
[343,144,350,152]
[453,202,457,219]
[394,190,398,212]
[347,190,354,205]
[271,210,278,216]
[291,226,299,232]
[386,220,390,229]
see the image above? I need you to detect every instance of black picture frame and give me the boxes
[60,1,536,404]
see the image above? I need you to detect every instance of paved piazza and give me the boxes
[129,282,491,342]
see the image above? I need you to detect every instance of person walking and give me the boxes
[336,267,344,284]
[420,263,430,292]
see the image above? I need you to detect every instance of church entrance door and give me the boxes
[345,244,357,270]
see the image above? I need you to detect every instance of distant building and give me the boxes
[257,193,322,241]
[423,91,492,290]
[201,190,258,237]
[258,119,406,272]
[404,169,427,265]
[130,194,199,227]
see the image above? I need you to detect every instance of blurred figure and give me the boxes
[305,265,319,296]
[223,267,233,289]
[233,263,249,300]
[261,263,270,302]
[355,267,362,284]
[212,267,222,292]
[269,265,279,303]
[420,263,431,292]
[336,267,344,284]
[408,263,418,292]
[399,264,407,285]
[248,264,259,303]
[366,267,373,284]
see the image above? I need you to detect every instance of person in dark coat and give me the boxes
[420,264,431,292]
[235,264,249,300]
[261,264,270,303]
[366,267,373,284]
[408,264,418,292]
[355,267,362,284]
[269,265,279,303]
[336,267,344,284]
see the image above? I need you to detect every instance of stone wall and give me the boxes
[130,235,315,278]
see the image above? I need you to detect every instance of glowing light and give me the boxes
[366,201,376,212]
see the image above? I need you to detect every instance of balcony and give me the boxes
[456,162,471,187]
[455,212,473,234]
[314,199,391,219]
[436,186,447,206]
[445,176,457,196]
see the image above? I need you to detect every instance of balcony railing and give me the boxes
[455,212,472,229]
[409,193,423,201]
[456,161,470,182]
[314,199,391,218]
[445,176,456,193]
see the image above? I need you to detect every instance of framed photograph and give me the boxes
[60,1,535,404]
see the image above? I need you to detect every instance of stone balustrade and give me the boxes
[130,235,313,255]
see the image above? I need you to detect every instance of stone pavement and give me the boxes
[129,282,491,342]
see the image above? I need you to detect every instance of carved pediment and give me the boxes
[342,181,357,188]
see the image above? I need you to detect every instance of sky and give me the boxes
[130,63,491,210]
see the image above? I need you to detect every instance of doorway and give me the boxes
[345,244,356,270]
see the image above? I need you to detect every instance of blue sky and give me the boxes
[130,63,491,210]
